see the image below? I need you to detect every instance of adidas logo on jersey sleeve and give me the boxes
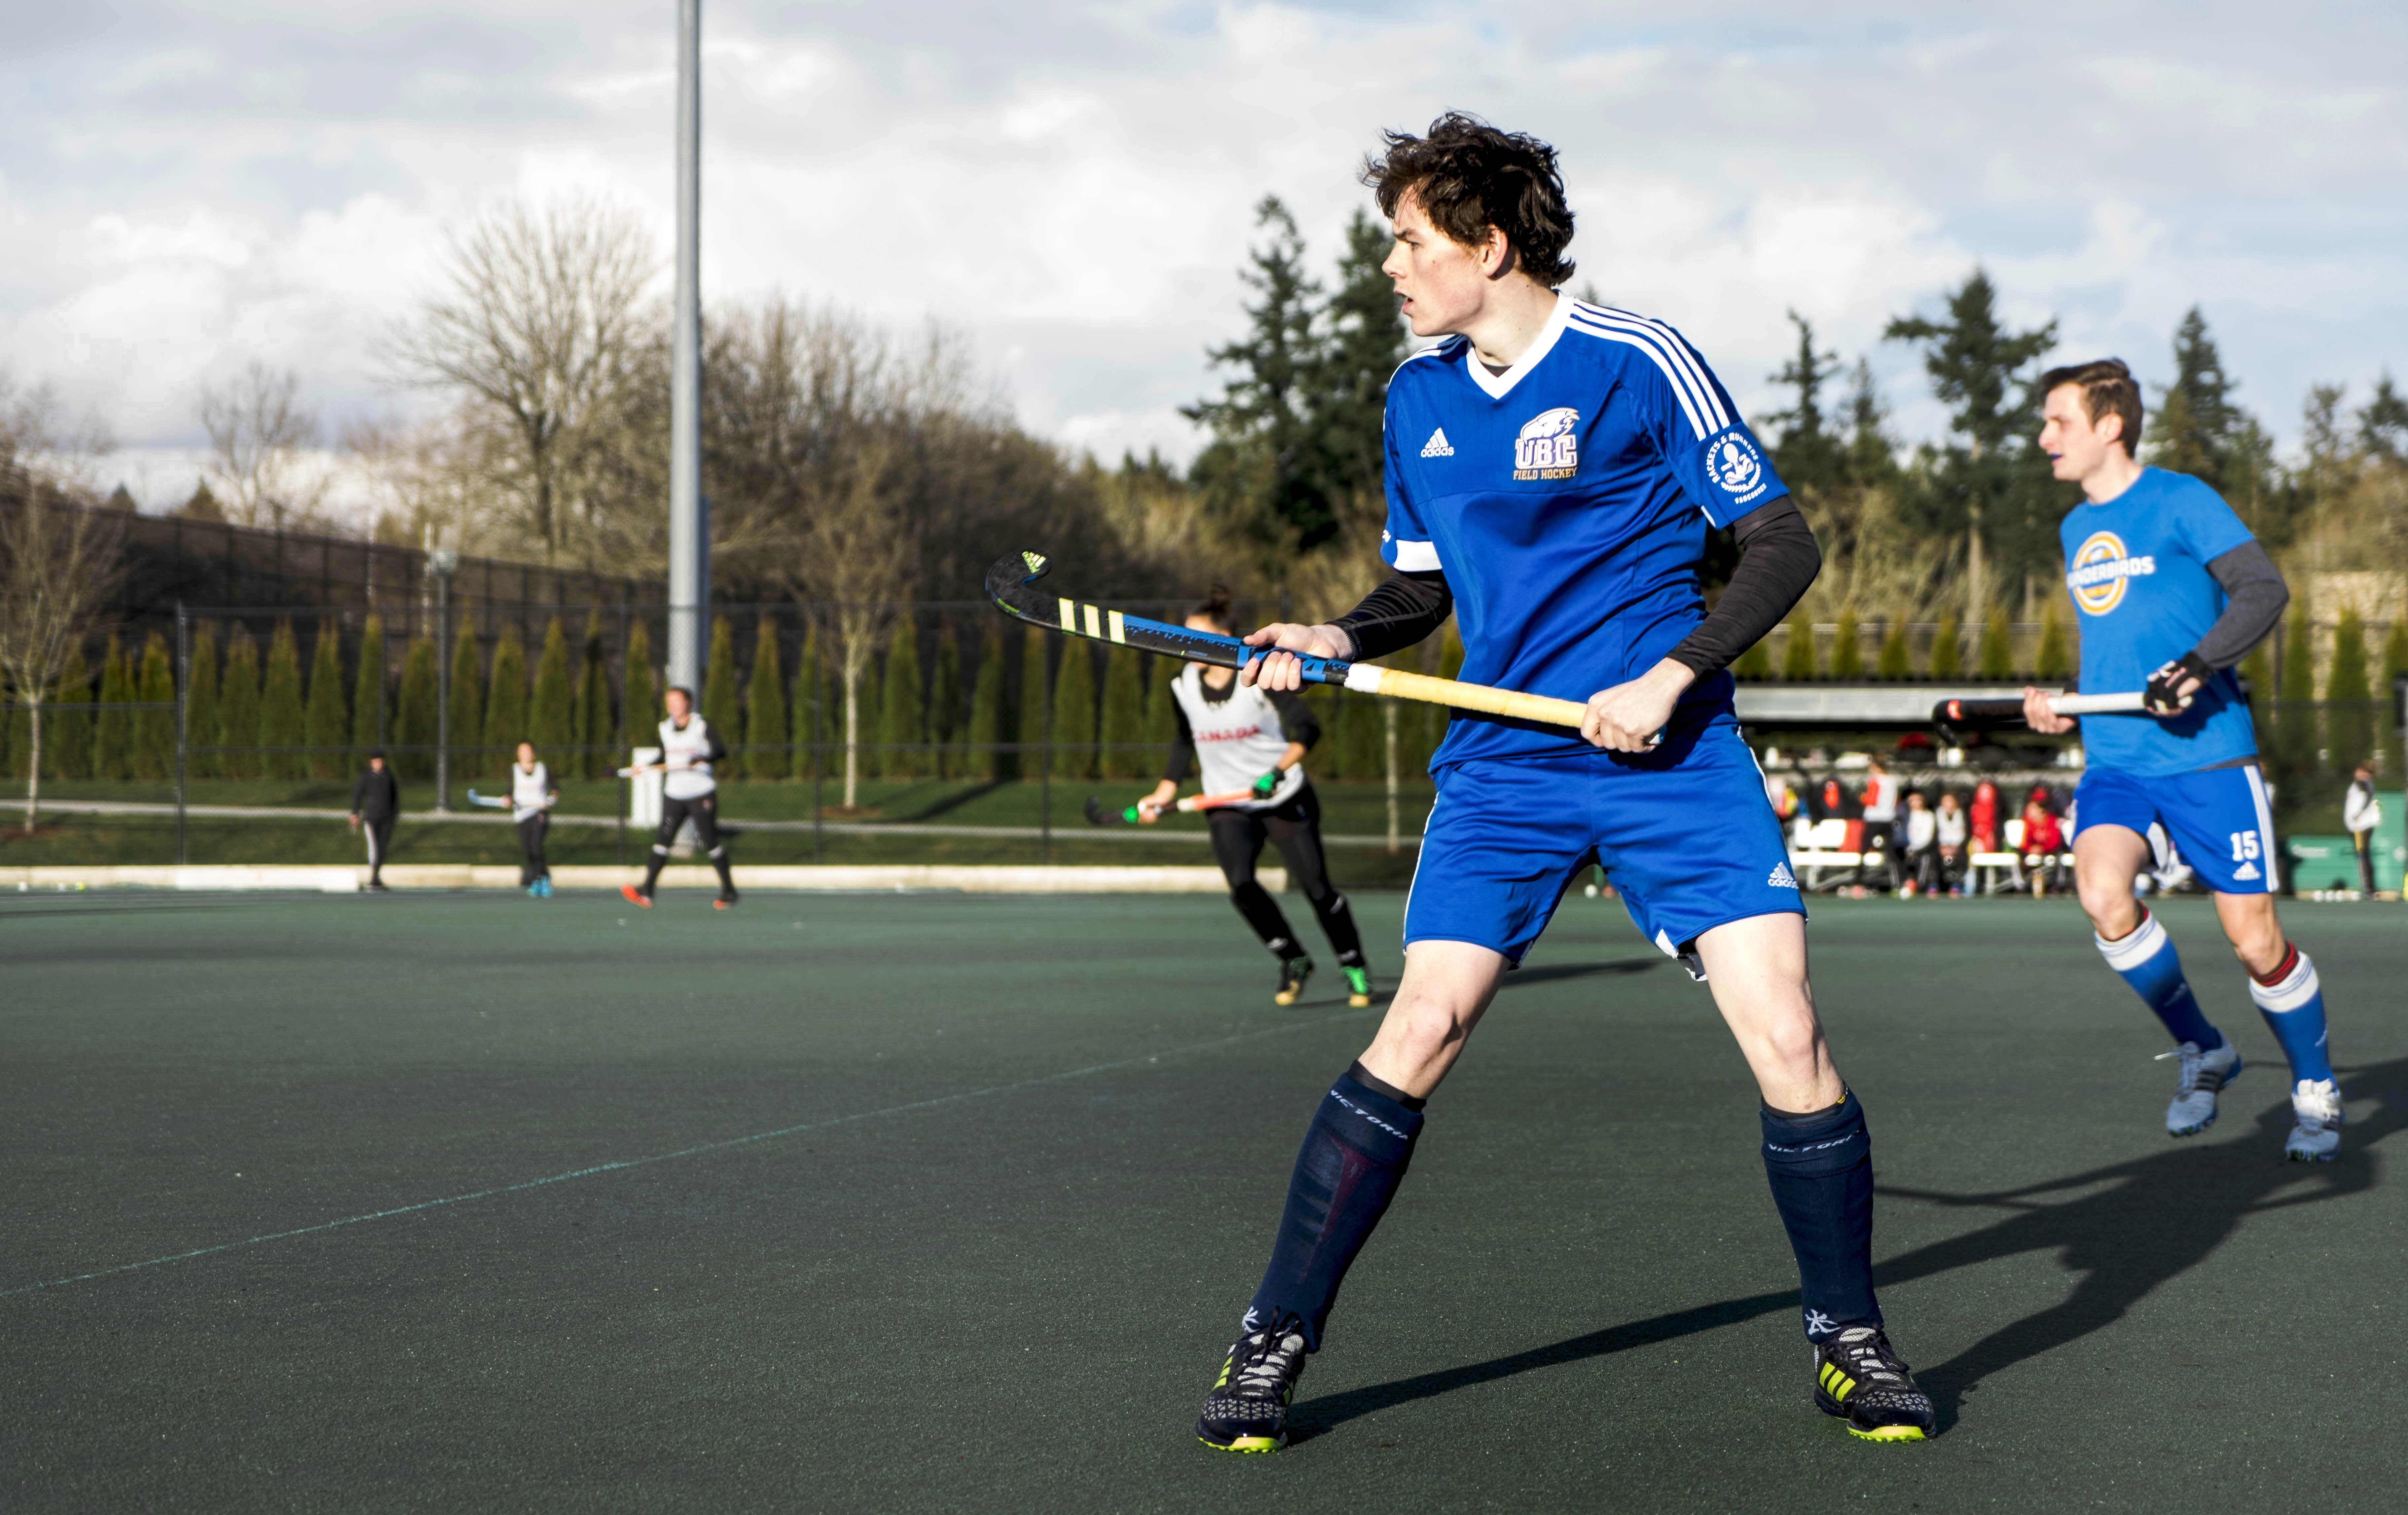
[1768,863,1799,889]
[1420,427,1454,458]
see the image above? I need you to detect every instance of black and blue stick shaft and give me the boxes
[985,550,1591,730]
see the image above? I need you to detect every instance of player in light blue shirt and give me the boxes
[1187,114,1934,1454]
[2022,359,2342,1163]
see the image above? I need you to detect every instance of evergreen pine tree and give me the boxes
[2147,308,2283,536]
[530,617,575,767]
[1831,609,1863,678]
[1051,640,1095,779]
[1781,612,1818,680]
[135,634,175,782]
[571,612,608,780]
[349,616,385,764]
[879,616,924,780]
[1976,610,2014,679]
[2274,605,2318,786]
[1929,612,1963,678]
[746,616,787,783]
[967,625,1005,781]
[929,624,963,780]
[1766,312,1846,495]
[93,635,134,780]
[1018,626,1049,781]
[789,624,820,780]
[394,636,439,780]
[1099,643,1144,780]
[484,627,529,754]
[2239,643,2272,708]
[260,622,307,781]
[2327,608,2372,775]
[701,615,740,777]
[622,621,656,760]
[1876,621,1911,680]
[186,626,221,779]
[2034,603,2072,681]
[217,631,258,780]
[1141,653,1178,765]
[1312,206,1413,512]
[306,623,349,781]
[449,615,485,779]
[2382,620,2408,721]
[1735,639,1774,680]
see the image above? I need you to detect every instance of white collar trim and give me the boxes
[1463,292,1570,400]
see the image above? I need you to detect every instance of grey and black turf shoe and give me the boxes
[1273,956,1315,1007]
[1813,1325,1935,1442]
[2285,1078,2344,1162]
[2162,1039,2242,1136]
[1196,1317,1307,1453]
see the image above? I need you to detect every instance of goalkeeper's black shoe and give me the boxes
[1813,1325,1935,1442]
[1195,1317,1307,1453]
[1273,956,1315,1007]
[713,888,740,911]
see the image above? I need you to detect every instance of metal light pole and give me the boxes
[666,0,708,696]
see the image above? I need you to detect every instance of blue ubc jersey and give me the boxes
[1380,295,1786,769]
[2060,466,2260,777]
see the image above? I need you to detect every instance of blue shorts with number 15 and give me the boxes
[2072,761,2277,895]
[1404,706,1803,968]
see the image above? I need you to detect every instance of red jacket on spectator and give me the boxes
[1970,780,1999,853]
[2022,800,2063,855]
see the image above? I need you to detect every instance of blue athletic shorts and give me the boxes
[1405,709,1803,968]
[2073,762,2276,895]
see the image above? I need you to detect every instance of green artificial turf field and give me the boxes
[3,891,2401,1512]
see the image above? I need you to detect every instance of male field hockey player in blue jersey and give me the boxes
[2021,359,2343,1163]
[1189,115,1934,1452]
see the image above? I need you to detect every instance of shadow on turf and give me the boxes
[1289,1056,2403,1442]
[1499,958,1662,989]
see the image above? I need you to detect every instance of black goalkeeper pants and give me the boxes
[1207,785,1363,964]
[361,815,396,884]
[516,813,550,885]
[641,794,734,895]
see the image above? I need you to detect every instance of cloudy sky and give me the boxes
[5,1,2404,511]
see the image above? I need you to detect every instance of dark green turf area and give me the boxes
[3,893,2401,1511]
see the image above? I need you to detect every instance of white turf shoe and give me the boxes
[2285,1079,2344,1162]
[2160,1040,2243,1137]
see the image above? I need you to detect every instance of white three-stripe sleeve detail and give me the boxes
[1391,539,1442,572]
[1565,316,1708,439]
[1572,307,1731,432]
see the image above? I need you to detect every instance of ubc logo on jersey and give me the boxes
[1421,427,1454,458]
[2066,530,2157,615]
[1513,407,1579,479]
[1708,429,1769,506]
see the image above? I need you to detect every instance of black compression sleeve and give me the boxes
[705,728,729,764]
[1163,701,1196,784]
[1332,570,1453,662]
[2195,541,2290,670]
[1666,495,1821,680]
[1268,689,1321,751]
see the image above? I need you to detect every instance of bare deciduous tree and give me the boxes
[779,445,913,809]
[198,361,325,530]
[385,194,657,565]
[0,379,124,830]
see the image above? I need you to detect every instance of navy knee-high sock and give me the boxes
[1245,1065,1425,1350]
[1761,1090,1881,1340]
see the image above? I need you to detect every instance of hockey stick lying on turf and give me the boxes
[1932,692,2146,723]
[1083,790,1257,826]
[987,549,1590,730]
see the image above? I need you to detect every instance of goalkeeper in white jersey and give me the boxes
[1131,588,1371,1008]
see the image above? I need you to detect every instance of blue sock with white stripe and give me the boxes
[2249,944,2333,1084]
[2097,909,2222,1051]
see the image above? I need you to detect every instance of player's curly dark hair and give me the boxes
[1189,585,1237,632]
[2040,358,2145,454]
[1362,113,1576,287]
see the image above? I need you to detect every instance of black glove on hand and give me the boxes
[1252,768,1283,799]
[2143,651,2214,717]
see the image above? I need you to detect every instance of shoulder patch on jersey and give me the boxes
[1513,407,1579,479]
[2066,530,2156,615]
[1707,430,1768,502]
[1420,427,1455,458]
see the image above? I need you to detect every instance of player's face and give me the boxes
[1382,192,1504,338]
[2039,384,2113,481]
[664,690,691,722]
[516,742,535,767]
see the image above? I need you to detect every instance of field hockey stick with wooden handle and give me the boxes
[987,549,1592,730]
[1933,692,2146,723]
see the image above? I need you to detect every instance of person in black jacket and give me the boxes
[349,751,400,892]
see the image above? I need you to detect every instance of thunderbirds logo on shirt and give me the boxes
[1709,431,1769,504]
[1513,407,1580,479]
[2066,530,2157,615]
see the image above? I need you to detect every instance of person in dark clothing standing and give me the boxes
[349,751,399,892]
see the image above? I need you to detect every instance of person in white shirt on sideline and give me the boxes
[507,742,560,898]
[2343,763,2382,898]
[1859,757,1900,892]
[1934,791,1969,895]
[621,685,739,911]
[1900,790,1939,896]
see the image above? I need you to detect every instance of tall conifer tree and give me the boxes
[1929,613,1963,678]
[879,617,924,779]
[1782,612,1818,680]
[217,631,258,781]
[1050,640,1095,779]
[1017,626,1049,782]
[966,625,1004,781]
[1976,610,2015,679]
[746,616,786,783]
[186,626,221,779]
[449,615,485,778]
[1099,644,1144,780]
[136,634,176,782]
[928,624,963,780]
[573,613,610,780]
[483,627,529,755]
[260,622,307,781]
[530,617,575,763]
[701,615,740,777]
[621,621,656,759]
[789,624,820,780]
[2327,608,2372,774]
[393,636,439,780]
[92,635,134,780]
[349,615,385,762]
[305,624,349,780]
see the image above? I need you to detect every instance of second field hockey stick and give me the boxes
[987,549,1592,730]
[1932,691,2147,723]
[1083,789,1259,826]
[462,790,509,809]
